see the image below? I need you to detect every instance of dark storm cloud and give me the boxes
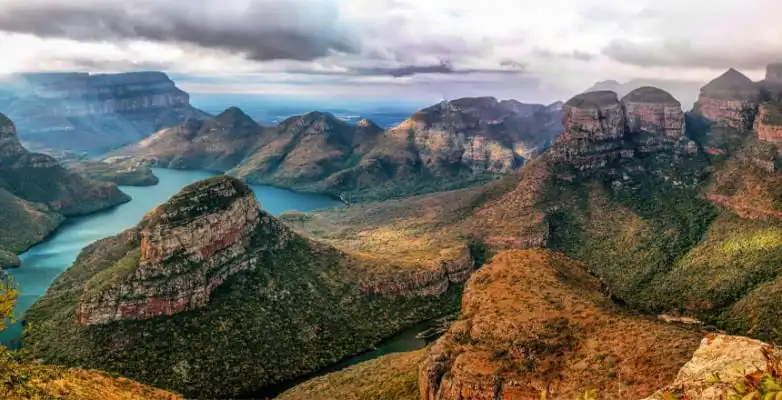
[352,60,526,78]
[0,0,358,62]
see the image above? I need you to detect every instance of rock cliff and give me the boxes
[549,88,694,170]
[24,176,468,397]
[0,72,208,152]
[0,113,129,258]
[754,101,782,149]
[419,250,702,399]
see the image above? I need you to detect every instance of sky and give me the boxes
[0,0,781,104]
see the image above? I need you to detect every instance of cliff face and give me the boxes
[0,113,129,258]
[76,177,290,325]
[25,176,467,397]
[419,250,701,400]
[694,68,759,130]
[548,88,694,170]
[755,102,782,148]
[1,72,208,152]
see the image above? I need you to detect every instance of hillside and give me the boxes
[120,97,563,202]
[289,79,782,346]
[0,113,130,266]
[23,176,471,397]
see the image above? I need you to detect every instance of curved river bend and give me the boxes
[1,168,343,345]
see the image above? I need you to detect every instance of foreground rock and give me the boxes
[121,97,563,203]
[0,72,208,152]
[645,334,779,400]
[0,113,129,257]
[24,176,470,397]
[420,250,701,399]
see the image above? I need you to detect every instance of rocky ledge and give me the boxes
[755,102,782,149]
[76,176,292,325]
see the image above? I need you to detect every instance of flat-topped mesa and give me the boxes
[549,91,631,169]
[622,86,685,138]
[694,68,760,130]
[76,176,293,325]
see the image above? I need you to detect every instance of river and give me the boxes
[0,168,343,345]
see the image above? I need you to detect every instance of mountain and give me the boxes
[0,113,130,267]
[121,97,564,202]
[585,78,704,110]
[118,106,265,172]
[23,176,471,397]
[0,72,209,153]
[286,79,782,346]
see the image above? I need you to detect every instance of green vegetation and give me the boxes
[85,249,141,296]
[24,232,463,398]
[279,350,424,400]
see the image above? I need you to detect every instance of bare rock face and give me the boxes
[2,72,209,152]
[549,91,633,169]
[694,68,759,130]
[76,176,293,325]
[645,335,778,400]
[755,102,782,147]
[622,86,685,139]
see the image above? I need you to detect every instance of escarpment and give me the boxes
[1,72,208,152]
[24,176,468,397]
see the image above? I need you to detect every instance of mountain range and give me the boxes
[118,97,564,202]
[11,63,782,400]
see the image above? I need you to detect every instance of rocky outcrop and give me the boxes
[645,334,779,400]
[622,87,685,139]
[76,177,292,325]
[693,68,759,131]
[550,88,696,170]
[419,250,702,400]
[755,102,782,148]
[358,246,473,297]
[1,72,208,152]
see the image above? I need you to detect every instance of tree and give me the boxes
[0,276,18,332]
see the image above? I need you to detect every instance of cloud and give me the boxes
[0,0,357,61]
[351,60,526,77]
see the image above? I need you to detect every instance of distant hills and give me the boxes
[119,97,564,202]
[0,72,209,153]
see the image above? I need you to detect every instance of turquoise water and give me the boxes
[1,168,343,345]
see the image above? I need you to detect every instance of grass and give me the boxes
[278,350,425,400]
[84,249,141,296]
